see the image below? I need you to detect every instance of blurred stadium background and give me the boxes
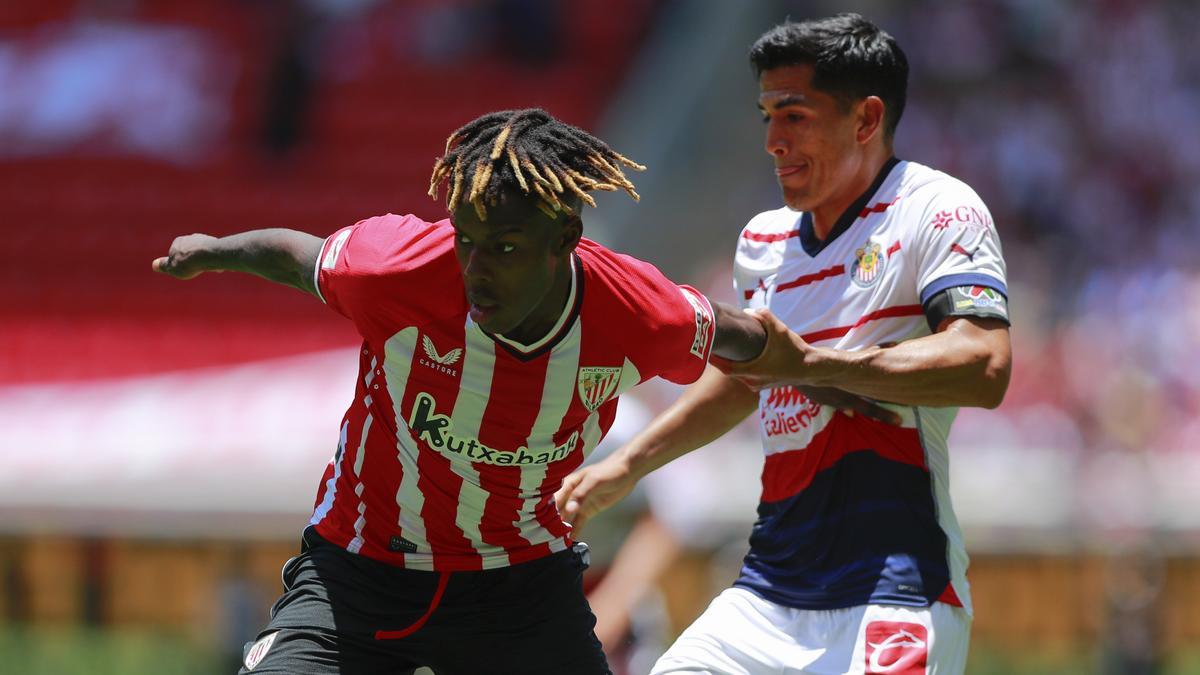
[2,0,1198,673]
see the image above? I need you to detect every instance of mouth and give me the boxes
[775,162,808,178]
[470,304,499,324]
[467,293,500,324]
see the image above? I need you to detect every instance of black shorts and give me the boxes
[238,528,610,675]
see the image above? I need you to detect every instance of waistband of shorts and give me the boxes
[301,526,585,577]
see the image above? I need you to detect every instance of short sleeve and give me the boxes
[649,284,715,384]
[314,213,441,328]
[733,234,760,311]
[912,182,1008,305]
[599,250,715,386]
[734,235,767,311]
[733,210,789,311]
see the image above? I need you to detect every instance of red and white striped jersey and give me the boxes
[732,159,1008,612]
[309,214,715,571]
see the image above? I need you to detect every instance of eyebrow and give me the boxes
[491,226,526,236]
[456,225,526,237]
[758,94,808,111]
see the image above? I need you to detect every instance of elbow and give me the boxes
[978,380,1007,409]
[976,352,1012,409]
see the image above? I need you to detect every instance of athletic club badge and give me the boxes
[850,240,886,287]
[577,367,621,413]
[243,631,278,671]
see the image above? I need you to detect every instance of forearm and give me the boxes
[710,300,767,362]
[804,318,1011,408]
[158,229,324,295]
[616,365,758,480]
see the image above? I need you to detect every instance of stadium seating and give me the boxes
[0,0,658,383]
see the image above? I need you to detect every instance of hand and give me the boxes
[795,385,902,426]
[152,234,220,279]
[711,308,817,390]
[554,456,638,532]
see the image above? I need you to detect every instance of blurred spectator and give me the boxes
[256,0,384,157]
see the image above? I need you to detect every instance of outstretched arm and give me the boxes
[152,229,324,297]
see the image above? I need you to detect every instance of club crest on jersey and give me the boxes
[577,367,621,413]
[243,631,278,671]
[420,335,462,376]
[850,240,886,288]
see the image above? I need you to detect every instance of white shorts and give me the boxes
[651,587,971,675]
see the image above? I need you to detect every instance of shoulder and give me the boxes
[576,238,671,301]
[576,239,702,325]
[738,206,800,244]
[897,162,989,214]
[347,213,453,258]
[736,205,798,267]
[886,162,994,236]
[318,213,460,308]
[576,240,712,380]
[329,214,455,275]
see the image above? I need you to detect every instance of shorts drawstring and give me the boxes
[374,571,451,640]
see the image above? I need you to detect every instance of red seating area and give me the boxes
[0,0,658,383]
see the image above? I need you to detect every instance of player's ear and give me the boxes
[556,215,582,254]
[857,96,885,145]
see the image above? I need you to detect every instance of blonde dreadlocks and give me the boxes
[428,109,645,221]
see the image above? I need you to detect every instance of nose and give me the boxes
[765,120,787,158]
[461,247,493,285]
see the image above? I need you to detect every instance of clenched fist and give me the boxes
[152,234,220,279]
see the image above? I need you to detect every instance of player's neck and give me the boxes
[811,150,892,240]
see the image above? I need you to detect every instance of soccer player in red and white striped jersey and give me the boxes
[153,109,766,674]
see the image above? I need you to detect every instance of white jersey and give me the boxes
[731,158,1008,613]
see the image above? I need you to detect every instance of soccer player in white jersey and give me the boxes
[556,14,1013,674]
[152,109,768,675]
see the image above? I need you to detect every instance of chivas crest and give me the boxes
[577,367,621,413]
[850,240,885,287]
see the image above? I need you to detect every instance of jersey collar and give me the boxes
[798,156,901,257]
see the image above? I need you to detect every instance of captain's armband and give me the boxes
[923,285,1010,332]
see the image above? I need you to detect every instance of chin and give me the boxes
[780,187,813,212]
[783,195,814,212]
[488,315,525,337]
[478,317,509,335]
